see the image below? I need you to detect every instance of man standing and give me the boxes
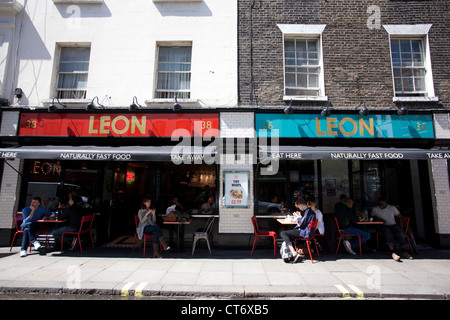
[20,197,51,257]
[371,199,413,261]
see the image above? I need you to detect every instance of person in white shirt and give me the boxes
[307,199,324,235]
[370,199,413,261]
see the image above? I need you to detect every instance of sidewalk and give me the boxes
[1,245,450,299]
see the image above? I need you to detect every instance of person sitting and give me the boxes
[335,198,370,255]
[307,199,325,235]
[370,199,413,261]
[200,196,216,214]
[52,195,84,251]
[20,197,52,257]
[137,198,170,258]
[280,198,316,263]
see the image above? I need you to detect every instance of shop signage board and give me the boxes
[0,145,215,162]
[19,113,219,138]
[223,171,249,207]
[255,114,434,139]
[259,146,450,161]
[1,145,449,161]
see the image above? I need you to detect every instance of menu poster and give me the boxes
[224,171,249,207]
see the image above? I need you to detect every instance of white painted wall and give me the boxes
[11,0,237,108]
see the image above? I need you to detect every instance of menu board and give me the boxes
[224,171,249,208]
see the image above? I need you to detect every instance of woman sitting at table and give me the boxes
[52,195,84,250]
[137,198,170,258]
[280,198,316,263]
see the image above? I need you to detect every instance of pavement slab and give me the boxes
[1,246,450,299]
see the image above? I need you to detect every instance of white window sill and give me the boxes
[52,0,103,4]
[153,0,202,3]
[41,99,91,106]
[0,1,23,13]
[145,98,198,105]
[144,99,201,109]
[393,96,439,103]
[283,96,328,102]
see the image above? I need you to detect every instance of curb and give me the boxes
[0,285,448,300]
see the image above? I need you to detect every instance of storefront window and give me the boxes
[350,160,381,212]
[159,163,217,214]
[257,160,318,215]
[321,160,349,214]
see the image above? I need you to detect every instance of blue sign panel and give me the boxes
[255,114,434,139]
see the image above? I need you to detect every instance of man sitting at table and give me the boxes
[52,195,84,251]
[200,196,216,214]
[20,197,52,257]
[335,198,370,255]
[370,199,413,261]
[280,198,316,263]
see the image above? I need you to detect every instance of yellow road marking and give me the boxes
[348,284,364,299]
[121,282,135,296]
[135,282,147,297]
[335,285,351,298]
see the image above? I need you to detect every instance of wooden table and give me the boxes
[356,220,384,225]
[37,219,68,223]
[163,219,192,249]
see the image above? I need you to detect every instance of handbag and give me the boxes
[162,211,178,222]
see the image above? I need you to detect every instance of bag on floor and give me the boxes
[280,241,293,263]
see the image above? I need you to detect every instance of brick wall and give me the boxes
[238,0,450,109]
[434,113,450,139]
[0,111,19,136]
[429,159,450,239]
[0,159,22,229]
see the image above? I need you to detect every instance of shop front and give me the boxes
[254,112,450,247]
[1,110,220,246]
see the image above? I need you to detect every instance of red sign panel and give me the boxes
[19,113,219,138]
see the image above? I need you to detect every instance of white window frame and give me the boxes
[383,24,438,102]
[52,0,103,4]
[278,24,327,102]
[154,42,192,100]
[55,45,91,100]
[43,43,91,107]
[153,0,202,3]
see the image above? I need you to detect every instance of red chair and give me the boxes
[61,214,95,254]
[294,220,320,263]
[376,216,414,255]
[334,217,361,256]
[402,216,414,255]
[250,216,277,257]
[10,213,46,252]
[132,215,161,256]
